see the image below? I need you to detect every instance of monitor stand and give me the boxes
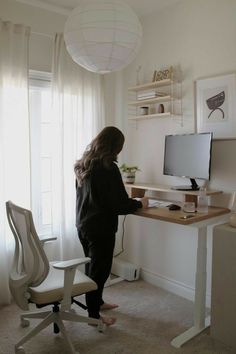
[171,178,200,191]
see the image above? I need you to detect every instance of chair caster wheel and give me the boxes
[21,318,30,327]
[15,346,25,354]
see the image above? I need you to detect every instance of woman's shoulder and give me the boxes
[92,160,119,175]
[107,161,119,172]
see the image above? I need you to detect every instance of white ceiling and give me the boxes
[16,0,180,17]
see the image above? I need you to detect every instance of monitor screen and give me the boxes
[163,132,213,190]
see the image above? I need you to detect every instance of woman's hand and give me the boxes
[140,197,149,209]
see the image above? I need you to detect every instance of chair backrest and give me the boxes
[6,201,50,310]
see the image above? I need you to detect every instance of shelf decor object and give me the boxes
[196,73,236,140]
[64,0,142,74]
[152,66,173,82]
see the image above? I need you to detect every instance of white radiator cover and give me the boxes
[111,258,140,281]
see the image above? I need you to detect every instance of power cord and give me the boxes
[114,215,127,258]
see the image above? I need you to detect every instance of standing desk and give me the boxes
[125,183,230,348]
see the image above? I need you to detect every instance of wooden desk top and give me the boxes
[134,206,230,226]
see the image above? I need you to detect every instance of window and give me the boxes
[29,71,53,236]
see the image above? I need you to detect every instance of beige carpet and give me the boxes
[0,280,233,354]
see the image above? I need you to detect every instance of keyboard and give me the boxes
[148,199,171,208]
[134,198,171,208]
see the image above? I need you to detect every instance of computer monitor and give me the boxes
[163,132,213,190]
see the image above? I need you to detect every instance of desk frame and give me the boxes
[134,211,230,348]
[171,217,225,347]
[127,183,229,348]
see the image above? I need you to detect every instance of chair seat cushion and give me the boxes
[29,264,97,305]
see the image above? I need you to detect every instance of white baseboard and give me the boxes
[104,275,125,287]
[105,276,124,287]
[141,268,211,308]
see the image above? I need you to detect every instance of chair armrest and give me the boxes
[53,257,91,270]
[40,236,57,246]
[52,257,91,311]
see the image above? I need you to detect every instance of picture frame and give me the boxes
[196,73,236,139]
[151,66,173,82]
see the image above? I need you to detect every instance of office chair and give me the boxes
[6,201,104,354]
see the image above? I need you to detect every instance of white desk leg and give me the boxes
[171,226,210,348]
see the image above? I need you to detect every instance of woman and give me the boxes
[74,126,148,326]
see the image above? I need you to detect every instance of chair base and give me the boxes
[16,309,104,354]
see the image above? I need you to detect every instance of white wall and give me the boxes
[118,0,236,304]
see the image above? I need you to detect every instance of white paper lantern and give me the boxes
[64,0,142,74]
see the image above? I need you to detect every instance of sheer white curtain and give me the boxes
[51,33,105,260]
[0,20,31,304]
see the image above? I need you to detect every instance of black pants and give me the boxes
[78,229,115,319]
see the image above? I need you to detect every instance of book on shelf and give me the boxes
[137,91,167,100]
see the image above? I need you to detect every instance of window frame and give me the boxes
[29,70,53,236]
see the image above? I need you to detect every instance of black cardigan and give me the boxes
[76,161,142,234]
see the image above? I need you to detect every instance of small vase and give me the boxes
[158,104,164,113]
[123,172,136,184]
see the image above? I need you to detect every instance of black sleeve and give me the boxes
[92,163,142,215]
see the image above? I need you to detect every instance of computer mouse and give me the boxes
[168,204,181,211]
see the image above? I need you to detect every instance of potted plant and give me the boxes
[119,163,140,184]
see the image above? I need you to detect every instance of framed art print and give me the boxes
[196,73,236,139]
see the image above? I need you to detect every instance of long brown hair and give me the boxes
[74,126,125,183]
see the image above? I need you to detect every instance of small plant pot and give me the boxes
[123,172,136,184]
